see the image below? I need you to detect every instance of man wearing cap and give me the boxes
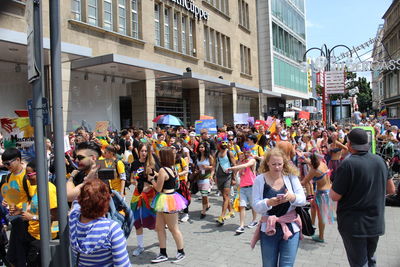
[330,128,395,267]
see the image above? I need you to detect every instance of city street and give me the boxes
[126,190,400,267]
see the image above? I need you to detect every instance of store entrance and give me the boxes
[119,96,132,129]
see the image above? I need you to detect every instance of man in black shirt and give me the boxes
[330,128,395,267]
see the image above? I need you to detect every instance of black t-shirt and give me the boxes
[132,139,140,161]
[131,160,147,194]
[332,152,389,237]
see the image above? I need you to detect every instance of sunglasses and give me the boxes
[75,155,88,161]
[27,172,37,177]
[3,158,17,167]
[228,139,234,141]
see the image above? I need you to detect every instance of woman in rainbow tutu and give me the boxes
[130,143,157,257]
[149,147,188,263]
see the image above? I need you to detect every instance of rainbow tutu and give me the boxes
[151,192,188,213]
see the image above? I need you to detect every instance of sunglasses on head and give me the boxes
[75,155,88,161]
[27,172,36,177]
[3,158,17,166]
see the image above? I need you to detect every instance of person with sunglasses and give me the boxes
[1,148,30,267]
[213,134,236,226]
[66,141,102,202]
[9,161,59,266]
[227,132,241,161]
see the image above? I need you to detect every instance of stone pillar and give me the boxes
[185,80,205,125]
[130,75,155,128]
[250,93,261,120]
[61,62,72,132]
[222,87,237,124]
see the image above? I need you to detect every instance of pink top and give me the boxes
[239,159,256,187]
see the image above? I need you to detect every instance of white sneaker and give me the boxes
[151,254,168,263]
[132,246,144,256]
[172,252,185,263]
[235,226,245,234]
[247,221,258,228]
[180,214,189,222]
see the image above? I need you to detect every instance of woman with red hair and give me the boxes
[69,179,131,267]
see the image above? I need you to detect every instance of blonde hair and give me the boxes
[259,148,299,176]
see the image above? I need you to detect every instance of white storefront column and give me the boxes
[130,73,156,129]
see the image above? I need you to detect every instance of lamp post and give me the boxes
[303,44,352,125]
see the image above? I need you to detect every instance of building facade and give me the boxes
[257,0,308,117]
[0,0,280,131]
[382,0,400,119]
[371,24,385,113]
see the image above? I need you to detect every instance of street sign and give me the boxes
[325,71,345,94]
[27,98,50,127]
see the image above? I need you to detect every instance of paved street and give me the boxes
[125,190,400,267]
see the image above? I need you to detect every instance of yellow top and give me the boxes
[175,158,188,181]
[28,183,58,240]
[5,169,30,209]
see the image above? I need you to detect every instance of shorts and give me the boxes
[217,175,232,191]
[197,178,211,196]
[239,186,253,207]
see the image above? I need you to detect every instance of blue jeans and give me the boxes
[260,227,300,267]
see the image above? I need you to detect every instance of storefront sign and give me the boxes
[169,0,209,21]
[303,56,400,72]
[331,99,351,105]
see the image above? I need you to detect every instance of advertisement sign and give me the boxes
[195,119,217,135]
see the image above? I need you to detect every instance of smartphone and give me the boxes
[276,194,285,199]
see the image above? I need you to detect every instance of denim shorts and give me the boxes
[239,186,253,207]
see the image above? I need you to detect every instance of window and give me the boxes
[204,26,231,68]
[164,7,171,49]
[181,16,187,54]
[271,0,305,39]
[206,0,229,16]
[154,3,161,46]
[103,0,112,31]
[87,0,98,26]
[240,44,251,75]
[238,0,249,30]
[131,0,139,38]
[118,0,127,34]
[272,22,305,63]
[189,19,194,56]
[173,12,179,51]
[72,0,81,20]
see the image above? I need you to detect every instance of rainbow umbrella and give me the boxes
[152,114,165,122]
[156,115,184,126]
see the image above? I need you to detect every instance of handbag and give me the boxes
[288,176,315,236]
[295,206,315,236]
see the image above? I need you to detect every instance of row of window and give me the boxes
[203,26,231,68]
[271,0,305,39]
[272,22,306,63]
[205,0,229,16]
[274,56,307,93]
[72,0,140,38]
[288,0,305,13]
[154,3,195,56]
[238,0,250,30]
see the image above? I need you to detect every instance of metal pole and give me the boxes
[49,0,70,266]
[339,96,343,122]
[32,0,51,266]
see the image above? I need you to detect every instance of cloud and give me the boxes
[306,20,323,29]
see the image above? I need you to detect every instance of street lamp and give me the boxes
[303,44,352,125]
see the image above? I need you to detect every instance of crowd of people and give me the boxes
[0,116,398,267]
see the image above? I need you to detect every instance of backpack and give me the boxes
[107,190,134,239]
[1,173,31,202]
[115,160,132,188]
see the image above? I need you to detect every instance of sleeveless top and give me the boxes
[263,183,290,217]
[162,167,177,190]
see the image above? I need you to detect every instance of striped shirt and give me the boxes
[69,201,131,267]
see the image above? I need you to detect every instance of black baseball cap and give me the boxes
[347,128,369,152]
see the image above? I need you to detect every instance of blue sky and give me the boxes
[306,0,393,71]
